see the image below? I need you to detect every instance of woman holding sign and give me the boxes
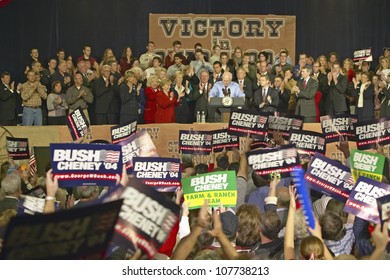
[155,78,177,123]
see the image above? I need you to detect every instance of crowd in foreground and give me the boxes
[0,132,389,260]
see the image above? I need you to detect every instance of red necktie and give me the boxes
[303,79,307,88]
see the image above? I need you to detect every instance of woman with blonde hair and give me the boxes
[172,71,192,123]
[144,75,160,124]
[343,58,355,83]
[377,57,390,83]
[155,78,177,123]
[99,48,116,70]
[316,55,329,74]
[119,70,141,124]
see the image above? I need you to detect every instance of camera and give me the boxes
[269,172,281,180]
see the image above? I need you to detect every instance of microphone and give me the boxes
[228,88,231,95]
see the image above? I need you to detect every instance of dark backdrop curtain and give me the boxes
[0,0,389,83]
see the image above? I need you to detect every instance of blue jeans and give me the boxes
[22,107,42,126]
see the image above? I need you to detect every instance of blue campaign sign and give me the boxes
[132,157,181,192]
[66,107,90,140]
[104,178,180,259]
[320,114,357,144]
[247,144,300,176]
[115,130,159,174]
[110,119,137,144]
[50,143,123,188]
[305,153,353,202]
[292,167,316,230]
[179,130,213,155]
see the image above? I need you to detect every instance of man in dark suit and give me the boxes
[93,65,120,125]
[274,75,290,114]
[323,62,348,115]
[209,61,224,88]
[235,67,253,110]
[0,71,18,125]
[293,67,319,123]
[191,69,211,121]
[312,61,328,116]
[253,74,279,113]
[0,174,21,213]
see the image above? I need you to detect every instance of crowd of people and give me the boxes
[0,41,390,260]
[0,132,389,260]
[1,42,390,126]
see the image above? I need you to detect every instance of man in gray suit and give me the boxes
[293,67,319,123]
[0,174,21,213]
[323,62,348,115]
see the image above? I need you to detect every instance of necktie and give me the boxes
[303,79,307,88]
[263,88,266,103]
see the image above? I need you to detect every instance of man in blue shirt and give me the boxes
[208,72,245,122]
[208,72,245,98]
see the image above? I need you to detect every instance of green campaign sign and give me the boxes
[350,150,385,182]
[181,171,237,210]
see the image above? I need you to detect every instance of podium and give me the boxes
[209,97,245,123]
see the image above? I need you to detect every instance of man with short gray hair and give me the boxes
[73,186,100,208]
[0,174,21,213]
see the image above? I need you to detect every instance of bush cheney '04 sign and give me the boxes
[211,129,239,152]
[268,114,304,140]
[182,171,237,210]
[66,107,90,140]
[6,136,30,160]
[305,153,354,202]
[320,114,357,143]
[110,119,137,144]
[132,157,181,192]
[344,177,390,223]
[179,130,213,155]
[289,130,326,155]
[0,199,123,260]
[228,110,269,137]
[104,178,180,259]
[354,118,390,150]
[50,143,123,188]
[115,130,159,173]
[247,144,300,176]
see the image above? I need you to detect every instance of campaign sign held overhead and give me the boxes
[110,119,137,144]
[116,130,159,173]
[6,136,30,160]
[179,130,213,155]
[344,177,390,224]
[132,157,181,192]
[50,143,122,188]
[228,109,269,137]
[66,107,90,141]
[0,199,123,259]
[305,153,354,202]
[106,178,180,259]
[320,114,357,143]
[247,144,300,176]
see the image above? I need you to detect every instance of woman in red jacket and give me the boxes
[144,75,160,123]
[155,78,177,123]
